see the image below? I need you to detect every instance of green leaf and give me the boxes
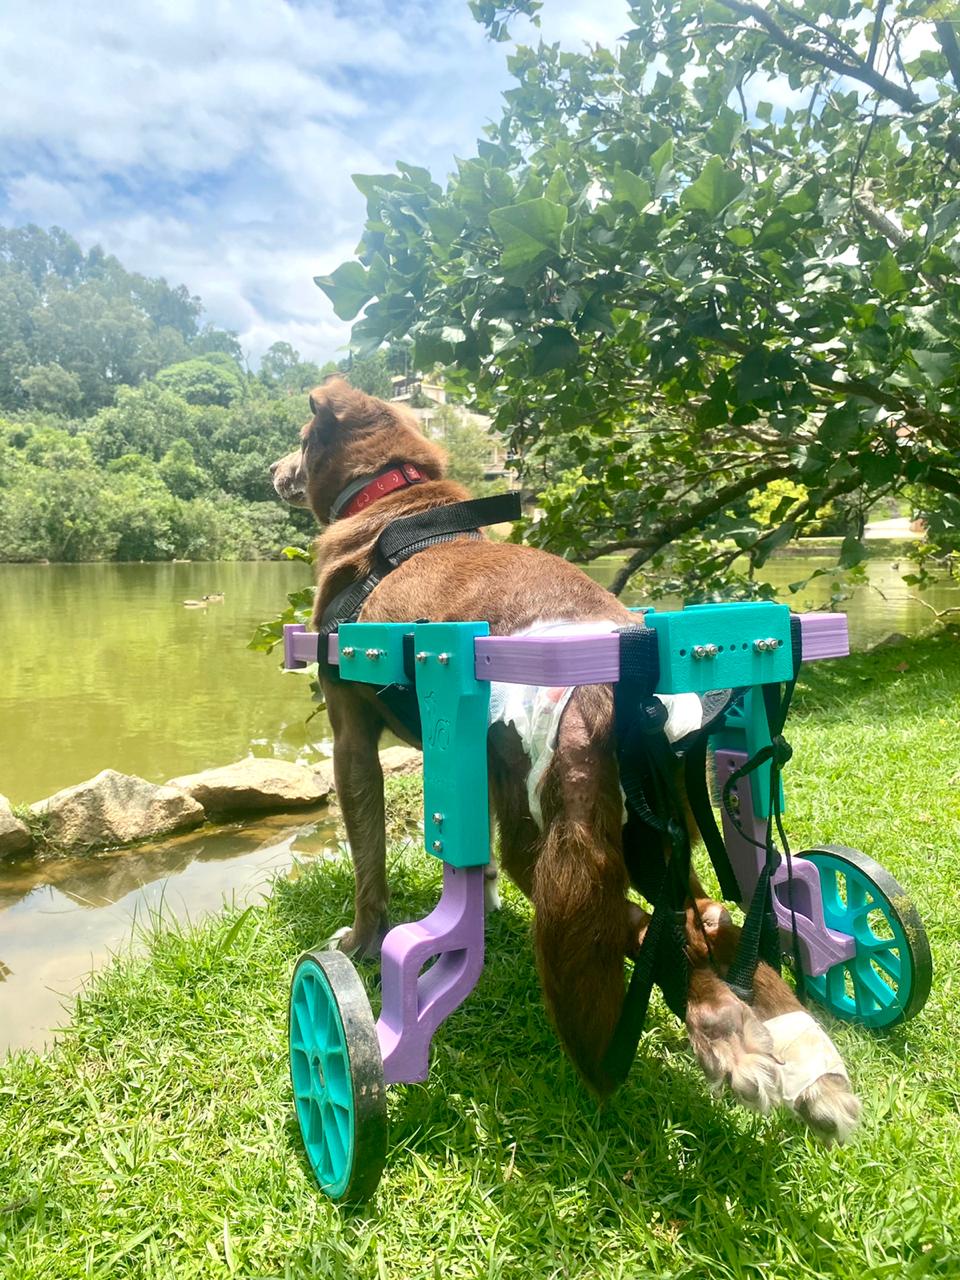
[314,262,373,321]
[531,327,580,375]
[489,198,568,281]
[839,534,866,568]
[545,168,575,205]
[426,207,467,248]
[910,348,956,387]
[612,168,652,212]
[754,208,799,251]
[871,250,906,297]
[680,155,744,217]
[704,105,740,156]
[818,404,860,451]
[650,138,674,178]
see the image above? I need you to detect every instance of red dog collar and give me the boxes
[331,462,426,520]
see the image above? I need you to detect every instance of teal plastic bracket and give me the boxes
[719,688,783,820]
[646,601,793,693]
[337,623,412,687]
[412,621,491,868]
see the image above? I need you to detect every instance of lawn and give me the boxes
[1,631,959,1279]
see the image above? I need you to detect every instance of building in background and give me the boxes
[390,375,512,487]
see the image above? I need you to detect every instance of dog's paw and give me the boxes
[484,880,503,913]
[794,1073,861,1144]
[687,988,782,1115]
[763,1011,860,1144]
[326,924,386,961]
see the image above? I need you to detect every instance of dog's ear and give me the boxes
[308,377,366,430]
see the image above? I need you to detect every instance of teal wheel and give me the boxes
[288,949,387,1202]
[800,845,932,1029]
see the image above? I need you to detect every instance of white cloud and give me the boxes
[0,0,633,365]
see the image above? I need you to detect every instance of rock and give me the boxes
[0,795,32,858]
[379,746,422,776]
[169,757,335,816]
[874,632,910,649]
[31,770,204,851]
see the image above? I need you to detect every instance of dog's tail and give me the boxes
[531,684,633,1097]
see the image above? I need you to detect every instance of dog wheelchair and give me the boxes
[281,601,932,1201]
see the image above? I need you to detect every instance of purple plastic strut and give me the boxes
[471,612,847,686]
[376,862,486,1085]
[714,748,854,977]
[284,612,848,680]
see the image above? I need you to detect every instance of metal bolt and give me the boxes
[437,653,450,665]
[415,651,429,664]
[693,644,718,660]
[341,646,355,658]
[754,637,779,653]
[365,648,381,660]
[432,812,444,827]
[432,839,443,853]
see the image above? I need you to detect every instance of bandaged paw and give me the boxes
[763,1010,849,1106]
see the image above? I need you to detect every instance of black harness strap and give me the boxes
[378,493,521,565]
[604,626,691,1087]
[684,733,743,904]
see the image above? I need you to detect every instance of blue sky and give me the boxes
[0,0,632,365]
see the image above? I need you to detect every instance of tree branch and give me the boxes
[609,462,795,594]
[715,0,921,112]
[935,19,960,92]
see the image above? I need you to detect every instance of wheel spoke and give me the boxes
[852,958,899,1008]
[866,946,903,982]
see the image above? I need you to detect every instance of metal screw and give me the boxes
[754,637,779,653]
[692,643,718,660]
[432,839,443,853]
[415,651,429,663]
[432,812,444,827]
[341,646,355,658]
[365,648,381,660]
[437,653,450,665]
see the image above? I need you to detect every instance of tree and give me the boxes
[155,354,246,407]
[317,0,960,598]
[0,225,241,415]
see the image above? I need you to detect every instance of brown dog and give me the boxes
[271,378,860,1140]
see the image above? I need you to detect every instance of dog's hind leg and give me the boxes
[325,682,390,959]
[530,686,637,1097]
[690,911,860,1142]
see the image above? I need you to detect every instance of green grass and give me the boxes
[2,632,959,1279]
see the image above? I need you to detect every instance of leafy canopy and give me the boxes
[318,0,960,597]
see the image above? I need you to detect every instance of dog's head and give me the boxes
[270,376,445,524]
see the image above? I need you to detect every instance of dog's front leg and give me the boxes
[326,682,390,959]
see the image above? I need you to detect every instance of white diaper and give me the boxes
[763,1010,849,1105]
[488,620,704,827]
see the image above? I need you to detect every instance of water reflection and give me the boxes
[0,809,340,1054]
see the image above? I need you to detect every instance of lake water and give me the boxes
[1,553,957,1054]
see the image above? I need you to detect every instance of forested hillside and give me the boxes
[0,226,392,561]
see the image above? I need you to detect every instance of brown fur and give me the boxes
[271,379,836,1110]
